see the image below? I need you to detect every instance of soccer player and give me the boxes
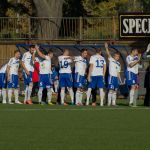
[126,48,141,107]
[35,45,54,105]
[74,49,88,105]
[104,43,123,106]
[0,64,7,104]
[58,49,74,105]
[86,48,106,106]
[22,45,36,104]
[7,50,22,104]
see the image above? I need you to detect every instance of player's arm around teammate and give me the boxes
[7,50,22,104]
[105,42,123,106]
[35,45,54,105]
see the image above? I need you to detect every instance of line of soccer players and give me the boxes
[0,43,143,106]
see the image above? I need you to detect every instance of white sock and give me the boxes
[0,89,2,97]
[86,88,91,105]
[75,90,80,104]
[2,89,6,103]
[38,88,43,103]
[60,89,65,104]
[129,89,134,104]
[8,89,12,103]
[108,91,113,106]
[24,86,28,102]
[47,88,52,103]
[99,88,105,106]
[68,88,74,104]
[14,89,19,103]
[54,80,58,93]
[112,92,117,106]
[133,90,138,106]
[79,91,83,104]
[27,84,33,100]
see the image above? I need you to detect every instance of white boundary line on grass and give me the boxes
[0,107,150,111]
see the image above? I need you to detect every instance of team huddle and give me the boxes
[0,43,142,106]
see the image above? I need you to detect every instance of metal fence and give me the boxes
[0,17,117,40]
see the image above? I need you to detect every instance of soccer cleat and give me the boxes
[2,101,7,104]
[23,101,27,104]
[15,101,23,104]
[48,102,54,105]
[8,102,14,104]
[92,102,96,106]
[26,100,33,105]
[64,102,68,106]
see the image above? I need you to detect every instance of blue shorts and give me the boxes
[59,73,73,88]
[108,75,119,90]
[23,71,33,85]
[0,73,7,88]
[8,74,19,88]
[88,76,105,89]
[74,73,85,88]
[39,74,52,88]
[126,71,138,86]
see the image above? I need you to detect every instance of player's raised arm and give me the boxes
[104,42,111,58]
[35,45,47,59]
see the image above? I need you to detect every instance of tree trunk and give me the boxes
[33,0,64,39]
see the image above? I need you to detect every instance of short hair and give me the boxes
[63,48,69,53]
[131,48,138,53]
[114,52,120,56]
[95,48,101,53]
[48,49,53,54]
[29,44,35,49]
[14,50,20,55]
[81,48,88,53]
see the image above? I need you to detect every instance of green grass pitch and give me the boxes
[0,98,150,150]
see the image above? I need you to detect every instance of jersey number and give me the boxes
[96,60,104,68]
[60,61,68,68]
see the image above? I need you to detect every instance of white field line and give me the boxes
[0,107,150,111]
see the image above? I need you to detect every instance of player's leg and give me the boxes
[129,85,135,106]
[2,88,7,104]
[60,87,65,105]
[98,76,105,106]
[13,75,22,104]
[38,87,43,104]
[108,90,113,106]
[47,88,53,105]
[99,88,105,106]
[86,76,96,105]
[7,74,13,104]
[67,74,74,104]
[112,90,117,106]
[26,72,33,104]
[54,80,59,93]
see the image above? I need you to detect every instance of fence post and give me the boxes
[79,16,83,40]
[28,17,31,40]
[112,16,116,40]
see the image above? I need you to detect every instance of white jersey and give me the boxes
[58,56,72,74]
[0,64,7,74]
[38,56,52,74]
[89,54,106,76]
[22,51,34,72]
[74,56,87,76]
[126,55,139,74]
[7,57,20,75]
[108,57,121,77]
